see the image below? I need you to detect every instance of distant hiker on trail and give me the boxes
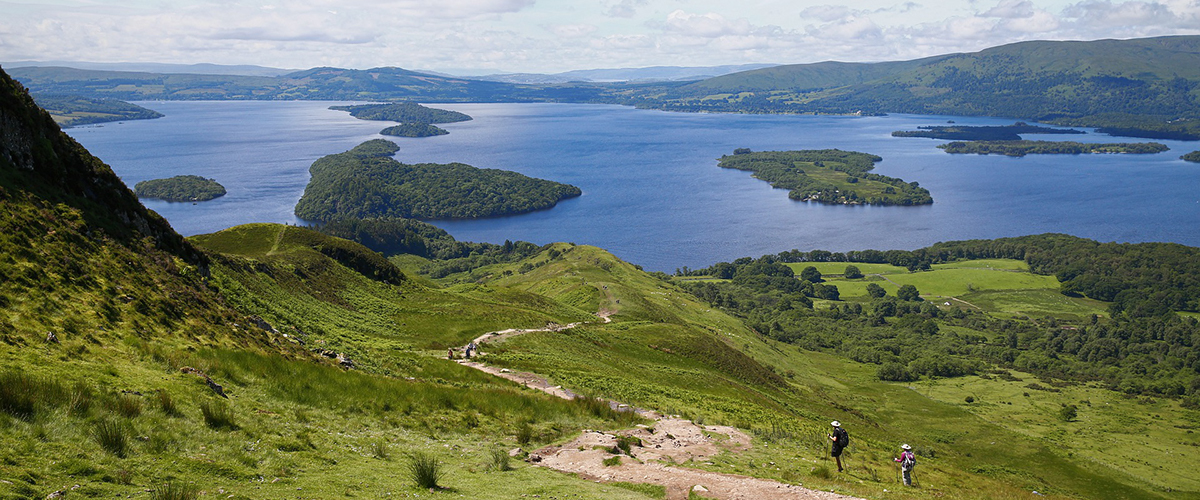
[465,341,478,360]
[447,348,454,360]
[829,421,848,472]
[895,444,916,486]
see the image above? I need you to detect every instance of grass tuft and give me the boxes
[516,422,533,446]
[199,399,237,430]
[94,420,129,457]
[0,371,64,420]
[112,394,142,418]
[603,456,622,467]
[149,482,198,500]
[406,451,444,489]
[486,449,512,472]
[156,390,179,416]
[370,439,390,459]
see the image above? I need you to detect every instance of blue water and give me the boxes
[66,101,1200,272]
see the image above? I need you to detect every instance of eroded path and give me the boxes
[456,319,861,500]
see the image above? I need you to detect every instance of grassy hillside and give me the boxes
[428,244,1186,499]
[654,36,1200,139]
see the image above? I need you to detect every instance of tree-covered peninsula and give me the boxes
[32,94,163,127]
[380,123,449,137]
[134,175,226,202]
[294,139,581,221]
[892,122,1085,141]
[1184,151,1200,163]
[939,140,1169,157]
[718,149,932,206]
[329,102,472,124]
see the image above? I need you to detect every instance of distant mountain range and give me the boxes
[473,64,778,84]
[3,60,296,77]
[8,36,1200,138]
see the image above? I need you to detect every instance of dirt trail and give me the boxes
[456,314,861,500]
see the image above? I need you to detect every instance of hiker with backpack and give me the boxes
[895,444,916,486]
[828,421,849,472]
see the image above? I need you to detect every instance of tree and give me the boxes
[866,283,887,298]
[897,284,921,301]
[800,266,822,283]
[844,265,863,279]
[1058,404,1078,422]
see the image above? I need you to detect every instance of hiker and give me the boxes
[895,444,916,486]
[447,348,454,360]
[828,421,848,472]
[467,341,478,358]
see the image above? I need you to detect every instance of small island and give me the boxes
[380,123,449,138]
[33,94,163,127]
[134,175,226,202]
[295,139,581,221]
[718,149,932,206]
[892,122,1085,141]
[938,140,1170,157]
[1183,151,1200,163]
[329,102,472,124]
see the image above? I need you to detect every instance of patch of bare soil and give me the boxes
[456,325,864,500]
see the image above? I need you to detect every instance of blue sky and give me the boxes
[2,0,1197,73]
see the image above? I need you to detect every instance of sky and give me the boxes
[2,0,1198,74]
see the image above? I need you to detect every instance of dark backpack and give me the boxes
[834,427,849,448]
[901,451,915,469]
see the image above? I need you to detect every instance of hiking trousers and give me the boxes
[902,467,912,486]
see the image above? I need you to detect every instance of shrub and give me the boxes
[1059,404,1078,422]
[877,362,916,382]
[199,400,237,429]
[150,482,198,500]
[965,396,975,403]
[486,449,512,472]
[94,420,129,457]
[406,452,444,489]
[603,456,622,467]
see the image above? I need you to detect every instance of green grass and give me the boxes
[917,370,1200,493]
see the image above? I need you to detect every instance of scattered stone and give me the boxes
[247,315,278,333]
[45,490,66,499]
[692,485,708,493]
[508,448,523,457]
[528,454,542,463]
[336,352,355,369]
[181,367,228,398]
[45,332,59,344]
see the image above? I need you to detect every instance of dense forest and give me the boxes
[133,175,226,202]
[938,140,1170,157]
[329,102,472,123]
[294,139,581,221]
[380,123,449,137]
[675,234,1200,401]
[1184,151,1200,163]
[311,217,552,278]
[30,94,163,127]
[717,149,933,205]
[892,122,1085,141]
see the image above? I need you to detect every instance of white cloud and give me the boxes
[605,0,648,18]
[664,10,753,38]
[548,23,598,38]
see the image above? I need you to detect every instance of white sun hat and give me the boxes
[901,444,912,450]
[831,421,840,427]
